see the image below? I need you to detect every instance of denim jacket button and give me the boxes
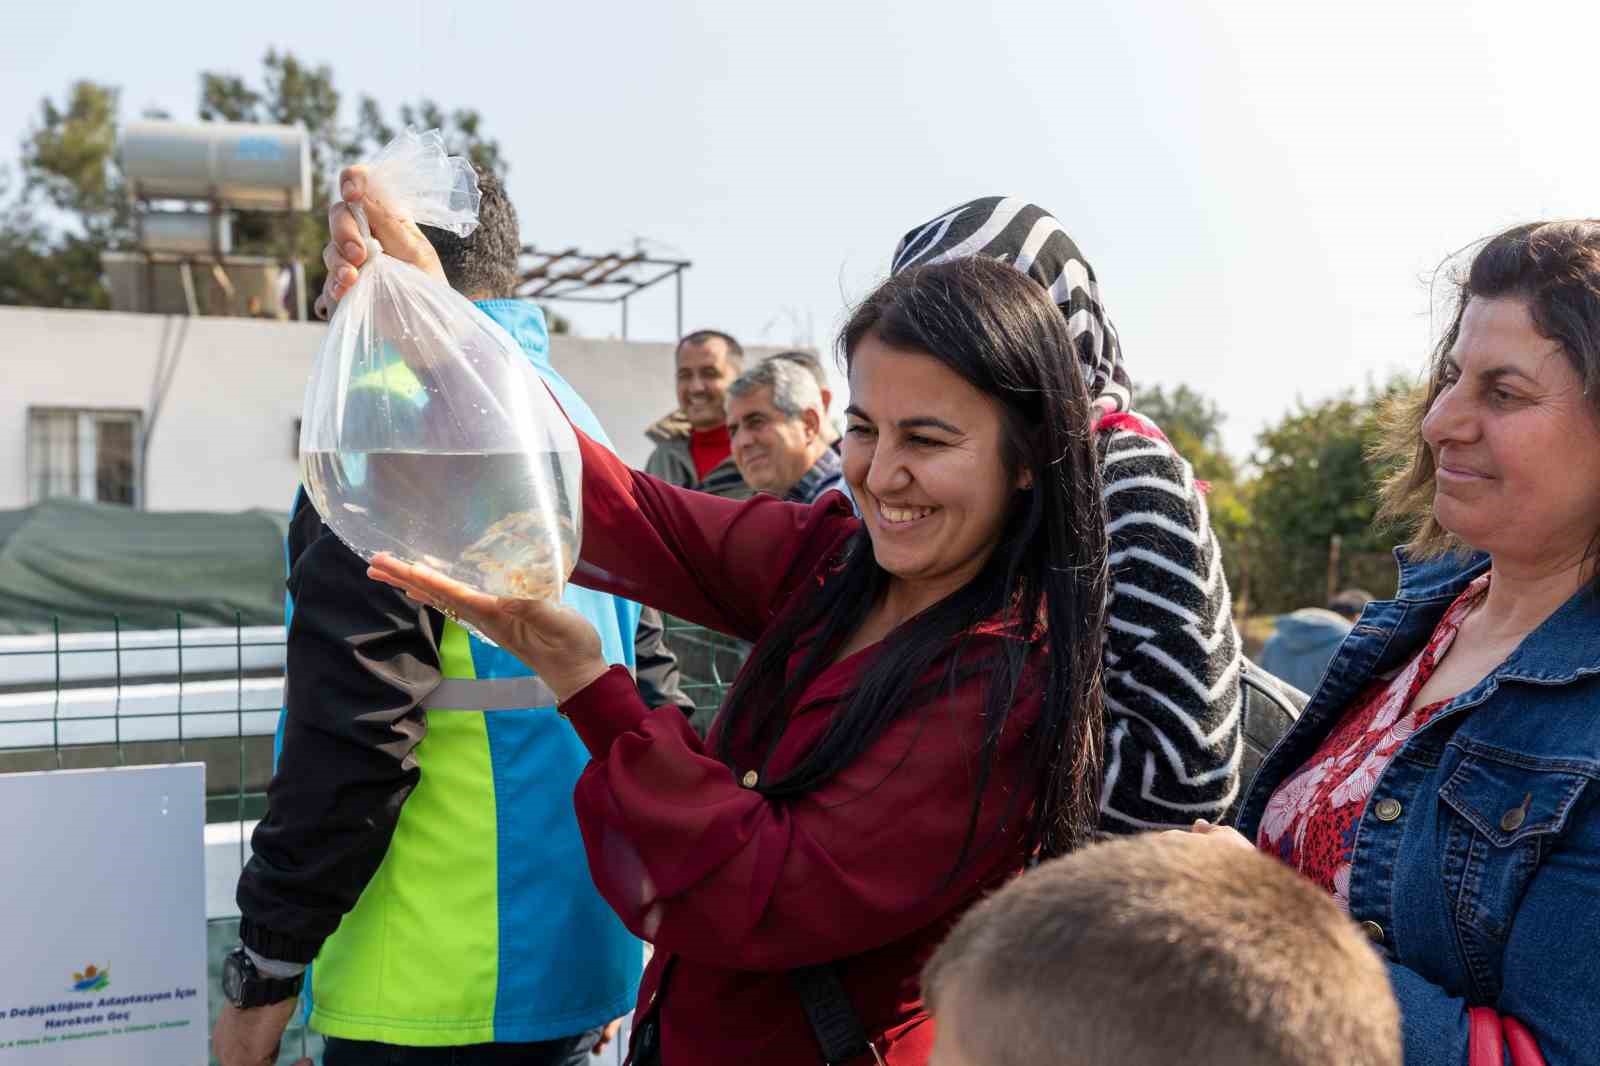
[1374,798,1402,822]
[1360,920,1385,945]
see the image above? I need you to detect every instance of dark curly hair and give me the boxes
[418,167,521,300]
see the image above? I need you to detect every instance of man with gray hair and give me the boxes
[766,350,842,449]
[725,357,844,504]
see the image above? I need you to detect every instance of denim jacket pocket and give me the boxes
[1436,746,1594,1000]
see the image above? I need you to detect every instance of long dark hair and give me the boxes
[715,257,1109,862]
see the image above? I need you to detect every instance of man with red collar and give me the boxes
[644,330,751,499]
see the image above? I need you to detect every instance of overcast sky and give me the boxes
[4,0,1595,456]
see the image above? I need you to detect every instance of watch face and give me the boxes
[222,954,245,1004]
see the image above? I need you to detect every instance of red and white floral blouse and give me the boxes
[1256,573,1491,910]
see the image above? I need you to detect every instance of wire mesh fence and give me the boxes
[660,614,748,736]
[0,614,303,1063]
[0,611,744,1066]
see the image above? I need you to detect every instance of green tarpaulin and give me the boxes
[0,499,287,634]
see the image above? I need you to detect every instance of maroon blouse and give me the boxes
[562,427,1047,1065]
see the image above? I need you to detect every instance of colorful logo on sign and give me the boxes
[71,964,110,993]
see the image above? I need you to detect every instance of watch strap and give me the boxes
[226,949,304,1008]
[243,946,306,979]
[240,970,303,1008]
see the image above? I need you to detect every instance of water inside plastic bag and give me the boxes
[303,449,580,601]
[297,129,582,604]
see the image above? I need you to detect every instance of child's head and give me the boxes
[922,833,1401,1066]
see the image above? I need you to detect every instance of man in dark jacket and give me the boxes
[214,170,688,1066]
[766,349,843,451]
[725,358,843,504]
[643,330,750,499]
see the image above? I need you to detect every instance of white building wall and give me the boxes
[0,306,723,512]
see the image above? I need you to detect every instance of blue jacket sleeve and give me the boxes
[1386,963,1479,1066]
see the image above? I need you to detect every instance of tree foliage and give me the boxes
[1137,378,1411,618]
[0,80,131,309]
[1230,378,1412,614]
[195,50,349,277]
[1138,383,1236,483]
[1,53,507,311]
[0,165,108,308]
[352,96,505,178]
[22,80,130,243]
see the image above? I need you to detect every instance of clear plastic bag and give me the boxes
[300,128,581,602]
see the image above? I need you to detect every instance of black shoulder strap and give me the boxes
[790,963,879,1064]
[627,956,676,1066]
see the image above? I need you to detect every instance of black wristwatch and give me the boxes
[221,947,304,1008]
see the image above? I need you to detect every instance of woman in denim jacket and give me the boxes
[1217,221,1600,1065]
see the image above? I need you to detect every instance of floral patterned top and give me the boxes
[1255,573,1491,910]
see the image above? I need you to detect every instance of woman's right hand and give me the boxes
[1161,818,1256,852]
[314,165,448,319]
[367,553,611,704]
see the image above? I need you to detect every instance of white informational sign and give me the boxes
[0,764,207,1065]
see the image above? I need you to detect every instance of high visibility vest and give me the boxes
[287,300,644,1045]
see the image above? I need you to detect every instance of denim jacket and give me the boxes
[1235,550,1600,1066]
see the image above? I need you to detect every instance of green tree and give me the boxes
[197,50,348,279]
[0,166,96,306]
[22,80,130,243]
[1,55,512,312]
[1236,379,1411,614]
[0,81,129,307]
[352,96,506,178]
[1138,383,1236,483]
[1137,383,1223,445]
[200,50,345,180]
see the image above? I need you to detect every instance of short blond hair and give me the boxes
[922,834,1400,1066]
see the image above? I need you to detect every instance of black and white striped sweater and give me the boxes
[889,195,1243,828]
[1095,411,1243,830]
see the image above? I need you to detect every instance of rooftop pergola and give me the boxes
[516,246,691,340]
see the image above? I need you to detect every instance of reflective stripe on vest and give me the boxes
[420,675,559,711]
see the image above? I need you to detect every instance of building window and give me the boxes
[26,407,143,507]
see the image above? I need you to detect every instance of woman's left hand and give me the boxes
[368,553,609,703]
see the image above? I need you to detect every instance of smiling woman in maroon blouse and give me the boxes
[339,187,1109,1064]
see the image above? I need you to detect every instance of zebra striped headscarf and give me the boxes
[891,196,1133,412]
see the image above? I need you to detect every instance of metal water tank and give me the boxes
[121,120,313,211]
[103,252,287,317]
[137,211,233,255]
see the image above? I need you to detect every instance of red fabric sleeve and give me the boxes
[569,426,857,640]
[564,655,1041,972]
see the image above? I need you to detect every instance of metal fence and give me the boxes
[0,612,745,1066]
[659,615,748,736]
